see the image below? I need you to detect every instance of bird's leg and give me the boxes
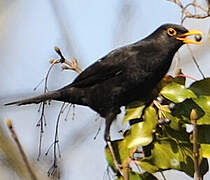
[105,113,124,177]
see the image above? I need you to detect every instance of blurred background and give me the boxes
[0,0,209,179]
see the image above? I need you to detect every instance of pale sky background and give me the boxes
[0,0,210,179]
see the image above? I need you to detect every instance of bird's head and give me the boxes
[151,24,202,50]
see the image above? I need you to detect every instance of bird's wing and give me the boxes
[64,47,132,88]
[72,63,122,87]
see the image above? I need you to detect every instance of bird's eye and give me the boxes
[167,28,177,36]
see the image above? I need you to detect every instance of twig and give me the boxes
[72,104,76,120]
[160,171,167,180]
[35,62,56,160]
[106,141,124,177]
[36,102,46,160]
[187,45,205,79]
[175,74,197,81]
[190,109,201,180]
[33,78,45,91]
[169,0,206,80]
[54,46,82,73]
[35,46,80,160]
[48,102,66,177]
[167,0,210,23]
[93,115,103,140]
[63,103,72,121]
[122,157,131,180]
[104,166,113,180]
[6,119,38,180]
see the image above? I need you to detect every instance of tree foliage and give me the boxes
[105,73,210,179]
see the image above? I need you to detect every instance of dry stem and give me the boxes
[6,119,38,180]
[190,109,201,180]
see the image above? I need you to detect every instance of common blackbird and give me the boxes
[5,24,202,173]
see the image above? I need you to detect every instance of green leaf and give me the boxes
[140,172,158,180]
[172,98,205,124]
[190,78,210,96]
[196,125,210,157]
[173,73,186,85]
[139,138,195,177]
[152,74,186,97]
[197,125,210,144]
[164,125,190,143]
[123,105,145,124]
[193,96,210,124]
[139,137,209,178]
[156,106,180,131]
[161,82,197,103]
[126,107,157,148]
[105,107,157,171]
[115,171,158,180]
[201,144,210,158]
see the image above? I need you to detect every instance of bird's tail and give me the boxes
[5,91,60,106]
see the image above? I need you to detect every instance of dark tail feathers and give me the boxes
[5,91,60,106]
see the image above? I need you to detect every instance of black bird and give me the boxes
[5,24,202,173]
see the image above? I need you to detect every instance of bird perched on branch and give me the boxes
[5,24,202,174]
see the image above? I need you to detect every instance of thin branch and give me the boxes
[64,103,72,121]
[104,166,114,180]
[34,47,81,161]
[48,102,66,177]
[53,46,82,73]
[175,74,197,81]
[6,119,38,180]
[33,78,45,91]
[123,157,130,180]
[168,0,207,79]
[167,0,210,23]
[160,171,167,180]
[187,45,205,79]
[190,109,201,180]
[93,115,103,140]
[35,61,56,160]
[36,102,46,160]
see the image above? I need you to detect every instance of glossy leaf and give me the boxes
[139,138,196,177]
[189,78,210,96]
[196,125,210,157]
[106,108,157,172]
[153,73,185,96]
[193,96,210,124]
[123,105,145,124]
[201,144,210,158]
[164,125,190,143]
[172,98,205,124]
[126,107,157,148]
[115,171,158,180]
[174,96,210,124]
[161,82,197,103]
[173,73,186,85]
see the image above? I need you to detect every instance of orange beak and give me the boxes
[176,30,203,44]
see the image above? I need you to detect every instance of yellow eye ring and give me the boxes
[167,28,177,36]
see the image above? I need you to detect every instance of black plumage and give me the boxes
[5,24,202,171]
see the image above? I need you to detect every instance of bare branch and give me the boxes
[167,0,210,23]
[6,119,38,180]
[47,102,66,178]
[190,109,201,180]
[53,46,82,73]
